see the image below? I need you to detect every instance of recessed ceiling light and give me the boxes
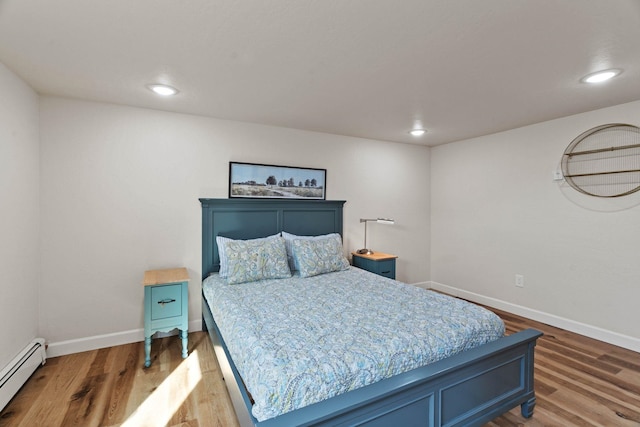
[147,84,179,96]
[581,69,622,84]
[409,128,426,136]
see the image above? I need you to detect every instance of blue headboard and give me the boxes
[199,198,346,279]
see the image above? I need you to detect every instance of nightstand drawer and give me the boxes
[150,284,183,320]
[375,259,396,279]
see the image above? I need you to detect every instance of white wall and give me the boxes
[0,63,40,367]
[431,100,640,350]
[39,97,430,351]
[7,79,639,356]
[9,82,640,356]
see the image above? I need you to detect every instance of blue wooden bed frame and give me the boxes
[200,198,542,427]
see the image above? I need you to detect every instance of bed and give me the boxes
[200,198,542,427]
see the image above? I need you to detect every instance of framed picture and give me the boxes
[229,162,326,199]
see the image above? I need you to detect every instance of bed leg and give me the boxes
[521,396,536,418]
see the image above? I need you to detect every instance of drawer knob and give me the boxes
[157,298,176,306]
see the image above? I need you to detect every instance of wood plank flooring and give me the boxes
[0,332,238,427]
[1,308,639,426]
[487,307,640,427]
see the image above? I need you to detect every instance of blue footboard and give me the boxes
[203,295,542,427]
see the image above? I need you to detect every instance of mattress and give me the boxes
[203,267,505,422]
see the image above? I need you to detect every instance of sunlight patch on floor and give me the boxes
[123,350,202,427]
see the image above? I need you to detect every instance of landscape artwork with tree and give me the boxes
[229,162,326,199]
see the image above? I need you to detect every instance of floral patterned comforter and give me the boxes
[203,268,505,422]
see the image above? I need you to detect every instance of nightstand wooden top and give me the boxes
[143,267,189,286]
[351,251,397,261]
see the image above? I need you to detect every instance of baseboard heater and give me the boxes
[0,338,46,411]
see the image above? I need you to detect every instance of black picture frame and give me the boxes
[229,162,327,200]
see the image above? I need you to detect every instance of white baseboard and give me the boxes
[425,281,640,353]
[412,281,431,290]
[46,319,202,358]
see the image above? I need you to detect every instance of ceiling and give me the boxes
[1,0,640,146]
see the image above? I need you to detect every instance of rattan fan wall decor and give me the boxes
[561,123,640,198]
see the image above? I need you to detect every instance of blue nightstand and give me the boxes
[352,252,397,279]
[143,268,189,367]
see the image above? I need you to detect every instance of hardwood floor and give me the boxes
[487,307,640,427]
[0,332,239,427]
[1,308,639,427]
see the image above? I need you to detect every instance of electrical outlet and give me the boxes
[553,170,564,181]
[515,274,524,288]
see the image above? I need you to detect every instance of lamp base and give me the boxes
[356,248,374,255]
